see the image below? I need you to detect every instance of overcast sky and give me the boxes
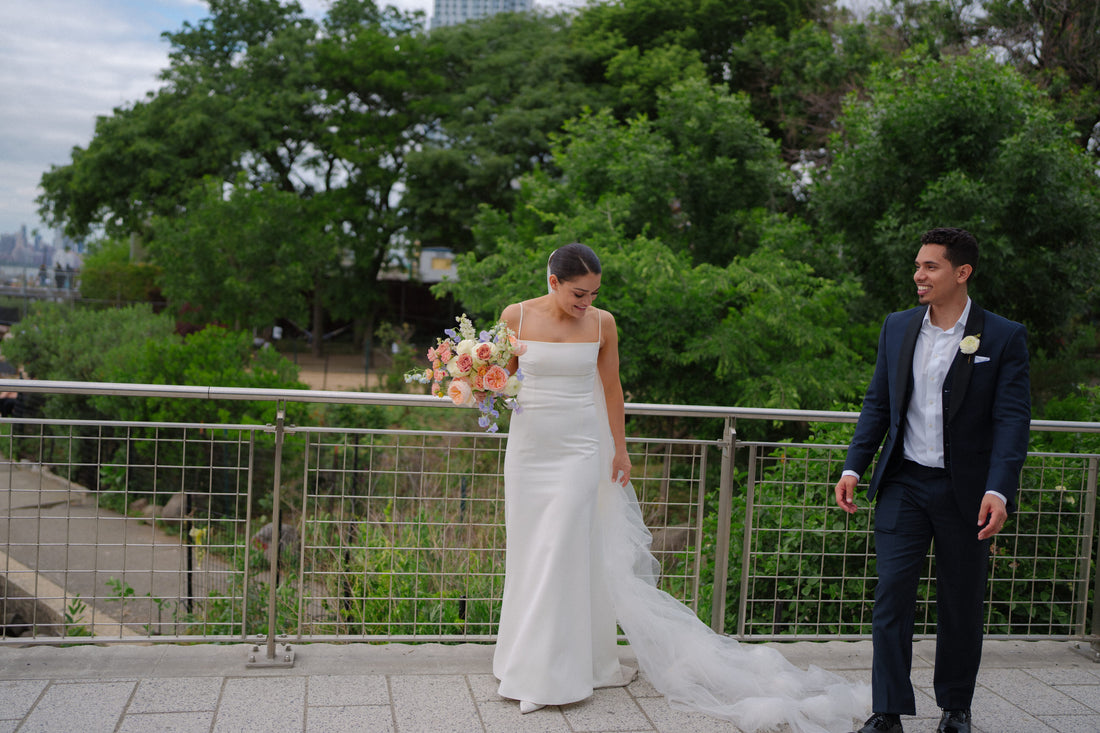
[0,0,594,238]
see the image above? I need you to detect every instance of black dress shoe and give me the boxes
[937,709,971,733]
[851,712,903,733]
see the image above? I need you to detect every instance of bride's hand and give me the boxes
[612,452,631,486]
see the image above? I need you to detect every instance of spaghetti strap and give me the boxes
[596,309,602,344]
[518,303,524,339]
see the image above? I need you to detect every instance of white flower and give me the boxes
[455,339,477,356]
[959,335,981,355]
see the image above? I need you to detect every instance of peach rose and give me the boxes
[448,378,474,406]
[483,365,509,392]
[448,353,473,375]
[474,342,496,362]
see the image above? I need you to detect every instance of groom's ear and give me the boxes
[955,263,973,284]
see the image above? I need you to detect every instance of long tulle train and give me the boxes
[597,478,871,733]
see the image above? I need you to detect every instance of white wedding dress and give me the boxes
[492,310,870,732]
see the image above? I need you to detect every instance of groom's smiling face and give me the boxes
[914,243,970,309]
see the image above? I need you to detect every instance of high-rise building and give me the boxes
[431,0,534,29]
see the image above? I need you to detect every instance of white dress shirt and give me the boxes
[903,299,971,468]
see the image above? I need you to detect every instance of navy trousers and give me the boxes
[871,460,991,714]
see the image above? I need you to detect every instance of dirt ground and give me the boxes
[285,352,382,391]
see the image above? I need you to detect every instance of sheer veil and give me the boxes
[592,375,872,733]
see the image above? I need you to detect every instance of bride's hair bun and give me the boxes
[549,243,601,283]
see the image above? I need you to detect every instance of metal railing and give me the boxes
[1,379,1097,661]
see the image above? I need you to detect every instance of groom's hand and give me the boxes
[834,475,859,514]
[977,493,1008,540]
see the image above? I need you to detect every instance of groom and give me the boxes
[834,228,1031,733]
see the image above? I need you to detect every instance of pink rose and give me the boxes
[483,365,509,392]
[437,343,452,362]
[447,378,473,406]
[455,353,474,374]
[475,342,495,362]
[514,343,527,356]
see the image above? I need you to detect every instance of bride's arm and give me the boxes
[596,309,631,486]
[500,303,521,374]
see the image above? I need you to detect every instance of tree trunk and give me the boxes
[311,273,324,358]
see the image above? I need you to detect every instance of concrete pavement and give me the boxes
[0,640,1099,732]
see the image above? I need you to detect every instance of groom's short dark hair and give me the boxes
[921,227,978,274]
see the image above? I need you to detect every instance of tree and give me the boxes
[434,78,867,409]
[813,50,1100,348]
[37,0,441,355]
[493,77,787,266]
[572,0,830,90]
[729,20,889,160]
[403,10,612,255]
[149,178,317,330]
[78,238,162,305]
[37,0,318,239]
[980,0,1100,145]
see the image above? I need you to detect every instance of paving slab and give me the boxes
[0,641,1094,732]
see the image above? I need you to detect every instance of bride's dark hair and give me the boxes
[548,243,601,283]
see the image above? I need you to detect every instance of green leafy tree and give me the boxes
[77,238,162,305]
[495,77,787,267]
[37,0,438,355]
[572,0,830,91]
[403,10,612,255]
[37,0,317,239]
[980,0,1100,145]
[729,20,890,159]
[814,50,1100,348]
[434,79,867,409]
[149,178,316,331]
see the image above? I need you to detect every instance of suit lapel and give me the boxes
[946,303,985,422]
[894,307,924,411]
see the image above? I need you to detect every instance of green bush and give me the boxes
[78,238,162,304]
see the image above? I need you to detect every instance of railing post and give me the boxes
[246,400,295,668]
[1087,457,1100,659]
[737,444,758,638]
[709,417,736,633]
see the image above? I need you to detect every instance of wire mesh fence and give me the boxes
[0,383,1097,648]
[737,442,1099,640]
[0,413,713,643]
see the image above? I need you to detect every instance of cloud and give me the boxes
[0,1,189,235]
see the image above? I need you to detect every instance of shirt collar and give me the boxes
[921,297,972,334]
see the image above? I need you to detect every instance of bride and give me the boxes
[491,243,870,732]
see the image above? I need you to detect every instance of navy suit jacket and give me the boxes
[843,303,1031,518]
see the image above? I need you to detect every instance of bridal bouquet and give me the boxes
[405,314,524,432]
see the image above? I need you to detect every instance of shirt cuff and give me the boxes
[841,470,860,480]
[984,490,1007,505]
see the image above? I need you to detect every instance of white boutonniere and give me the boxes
[959,334,981,361]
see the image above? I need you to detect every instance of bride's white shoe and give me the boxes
[519,700,546,714]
